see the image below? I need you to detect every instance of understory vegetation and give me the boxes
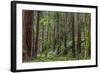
[22,10,91,62]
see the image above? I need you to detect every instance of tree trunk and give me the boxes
[31,11,37,59]
[22,10,33,62]
[77,14,82,58]
[71,14,76,57]
[88,14,91,57]
[34,11,40,57]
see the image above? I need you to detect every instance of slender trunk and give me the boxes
[56,13,60,55]
[31,12,34,59]
[64,13,68,54]
[88,14,91,57]
[77,14,82,58]
[72,13,76,57]
[45,12,49,56]
[31,11,38,59]
[35,11,40,57]
[42,25,44,52]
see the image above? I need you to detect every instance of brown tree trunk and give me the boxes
[72,13,76,57]
[34,11,40,57]
[22,10,33,62]
[73,13,78,57]
[77,14,82,58]
[31,11,37,59]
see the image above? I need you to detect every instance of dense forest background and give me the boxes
[22,10,91,62]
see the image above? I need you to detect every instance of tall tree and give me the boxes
[77,14,83,58]
[22,10,33,61]
[34,11,40,57]
[72,13,76,57]
[31,11,38,58]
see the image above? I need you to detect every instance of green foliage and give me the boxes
[23,11,91,62]
[40,17,48,26]
[31,52,90,62]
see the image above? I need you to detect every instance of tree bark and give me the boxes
[22,10,33,62]
[72,13,76,57]
[34,11,40,57]
[77,14,82,58]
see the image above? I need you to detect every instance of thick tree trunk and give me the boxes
[22,10,33,62]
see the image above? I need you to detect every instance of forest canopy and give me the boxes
[22,10,91,62]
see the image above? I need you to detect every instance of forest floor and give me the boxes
[30,53,90,62]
